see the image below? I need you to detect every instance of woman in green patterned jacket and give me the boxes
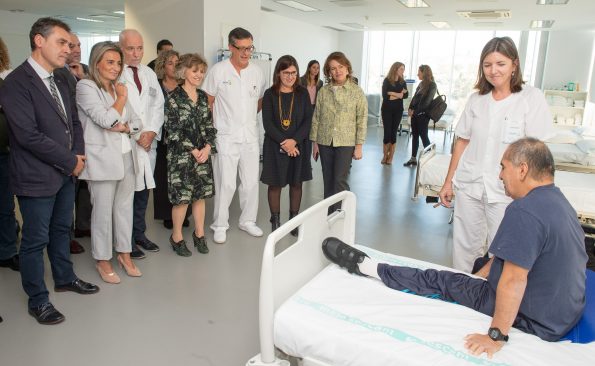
[165,53,217,256]
[310,52,367,213]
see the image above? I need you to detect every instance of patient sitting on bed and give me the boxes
[323,137,587,359]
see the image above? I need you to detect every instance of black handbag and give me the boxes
[428,89,447,122]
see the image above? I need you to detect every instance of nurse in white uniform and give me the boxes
[439,37,553,272]
[202,27,266,244]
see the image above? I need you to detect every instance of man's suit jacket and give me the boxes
[54,66,77,101]
[0,60,84,197]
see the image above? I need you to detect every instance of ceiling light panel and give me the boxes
[76,17,104,23]
[275,1,320,12]
[536,0,569,5]
[396,0,429,8]
[430,21,450,29]
[530,20,555,28]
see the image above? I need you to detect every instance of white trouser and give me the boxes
[211,140,260,230]
[452,188,509,272]
[88,153,136,260]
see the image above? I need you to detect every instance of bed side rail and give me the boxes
[248,191,357,366]
[412,143,437,200]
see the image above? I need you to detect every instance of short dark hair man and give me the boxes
[147,39,173,70]
[323,137,587,358]
[0,17,100,325]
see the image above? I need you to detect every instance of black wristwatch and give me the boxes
[488,327,509,342]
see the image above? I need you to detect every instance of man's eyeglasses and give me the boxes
[231,44,255,53]
[281,71,297,77]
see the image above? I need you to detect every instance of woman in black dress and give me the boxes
[404,64,437,167]
[261,55,313,234]
[381,61,408,165]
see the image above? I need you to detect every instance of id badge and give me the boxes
[502,117,522,144]
[149,87,157,97]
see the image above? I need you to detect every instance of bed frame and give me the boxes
[412,143,440,201]
[247,191,356,366]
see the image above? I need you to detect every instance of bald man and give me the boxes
[119,29,165,259]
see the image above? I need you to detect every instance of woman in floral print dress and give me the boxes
[165,53,217,256]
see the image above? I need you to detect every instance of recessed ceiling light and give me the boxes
[429,21,450,29]
[76,17,104,23]
[275,1,320,12]
[530,20,555,28]
[9,9,24,13]
[113,10,125,15]
[536,0,569,5]
[341,22,367,29]
[396,0,429,8]
[383,22,409,26]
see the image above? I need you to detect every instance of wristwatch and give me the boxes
[488,327,509,342]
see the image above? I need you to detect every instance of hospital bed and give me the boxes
[246,192,595,366]
[412,143,595,225]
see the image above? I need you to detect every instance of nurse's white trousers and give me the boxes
[452,188,509,273]
[211,140,260,230]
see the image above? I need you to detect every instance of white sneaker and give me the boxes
[239,222,263,237]
[213,228,227,244]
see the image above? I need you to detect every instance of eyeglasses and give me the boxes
[281,71,297,77]
[231,44,255,53]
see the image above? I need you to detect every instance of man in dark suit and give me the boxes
[0,17,99,325]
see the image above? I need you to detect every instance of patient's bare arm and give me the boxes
[474,257,493,279]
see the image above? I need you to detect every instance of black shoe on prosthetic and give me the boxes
[322,237,369,276]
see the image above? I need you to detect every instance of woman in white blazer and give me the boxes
[76,41,143,283]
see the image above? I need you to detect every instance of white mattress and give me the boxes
[274,247,595,366]
[417,154,595,217]
[419,153,451,191]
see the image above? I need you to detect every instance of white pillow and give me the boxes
[546,129,582,144]
[576,139,595,155]
[575,126,595,138]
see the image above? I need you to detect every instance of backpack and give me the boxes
[428,89,447,122]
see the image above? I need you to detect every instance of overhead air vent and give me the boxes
[341,22,367,29]
[457,10,511,19]
[330,0,368,7]
[323,25,345,32]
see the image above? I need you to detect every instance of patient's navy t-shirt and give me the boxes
[487,184,587,341]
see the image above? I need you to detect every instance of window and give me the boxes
[78,34,120,65]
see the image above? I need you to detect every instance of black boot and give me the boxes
[270,213,280,232]
[289,211,299,237]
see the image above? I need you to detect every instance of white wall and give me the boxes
[0,10,49,69]
[338,31,365,83]
[125,0,205,63]
[542,30,595,91]
[259,11,339,81]
[203,0,261,65]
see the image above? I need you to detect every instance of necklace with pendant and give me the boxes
[278,91,294,131]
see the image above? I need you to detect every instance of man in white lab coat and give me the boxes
[119,29,165,258]
[203,27,266,244]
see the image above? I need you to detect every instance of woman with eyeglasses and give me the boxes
[403,64,436,167]
[299,60,323,109]
[310,51,367,214]
[76,41,143,283]
[261,55,313,234]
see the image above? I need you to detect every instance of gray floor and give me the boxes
[0,125,454,366]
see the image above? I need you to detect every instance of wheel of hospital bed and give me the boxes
[561,269,595,343]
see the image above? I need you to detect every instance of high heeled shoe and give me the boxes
[96,263,121,284]
[117,255,142,277]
